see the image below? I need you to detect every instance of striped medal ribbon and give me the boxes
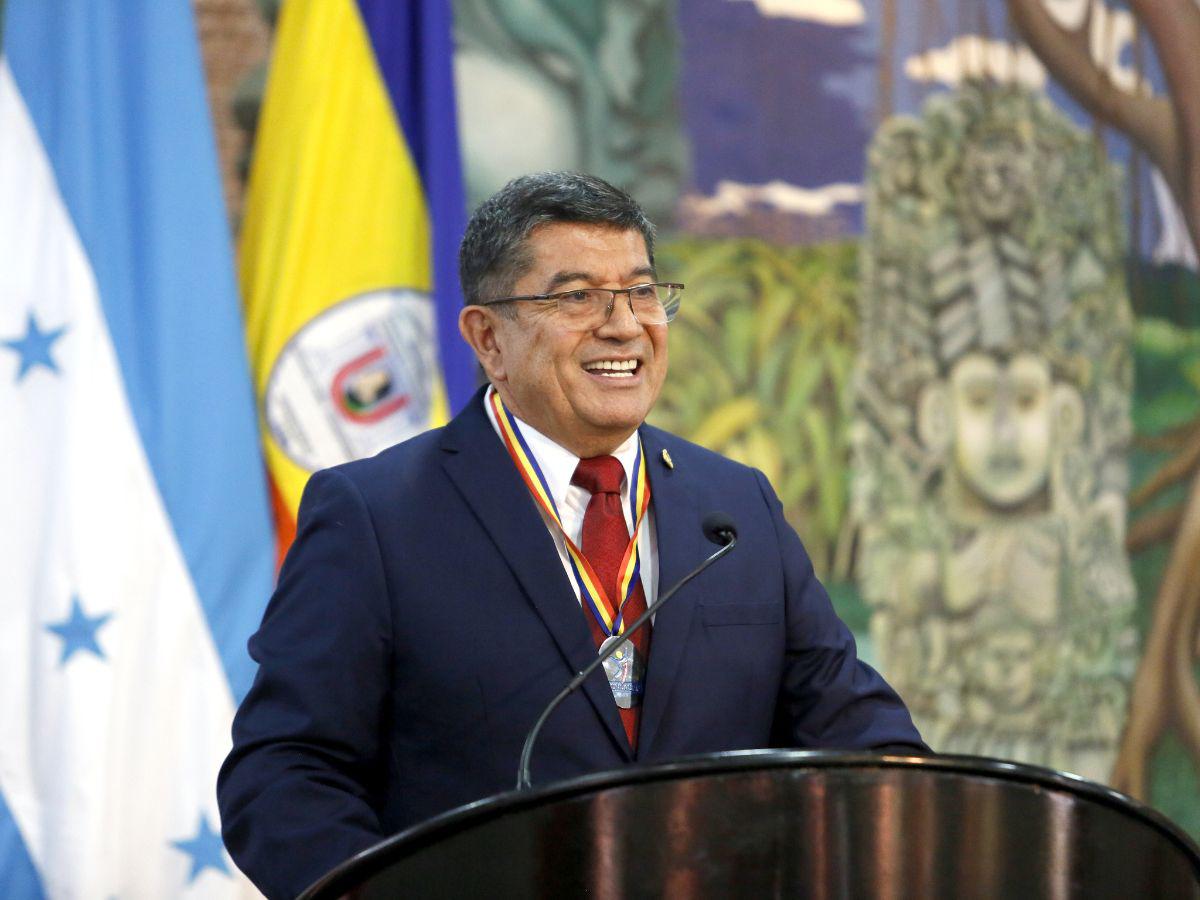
[490,391,651,641]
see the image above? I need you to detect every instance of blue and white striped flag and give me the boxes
[0,1,275,895]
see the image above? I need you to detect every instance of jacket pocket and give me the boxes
[699,601,781,626]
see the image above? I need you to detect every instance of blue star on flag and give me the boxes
[45,595,113,666]
[171,813,230,883]
[2,311,68,382]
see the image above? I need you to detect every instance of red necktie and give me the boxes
[571,456,650,749]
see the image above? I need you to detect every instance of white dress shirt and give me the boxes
[483,385,659,615]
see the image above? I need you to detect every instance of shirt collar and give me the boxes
[483,385,640,506]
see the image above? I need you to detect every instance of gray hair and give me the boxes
[458,172,656,307]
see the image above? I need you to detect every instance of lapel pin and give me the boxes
[661,449,674,470]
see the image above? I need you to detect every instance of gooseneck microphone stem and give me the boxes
[517,520,737,790]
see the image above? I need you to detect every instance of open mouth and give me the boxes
[582,358,641,379]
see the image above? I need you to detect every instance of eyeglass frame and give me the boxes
[475,282,685,328]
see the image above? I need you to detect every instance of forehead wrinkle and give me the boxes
[543,270,595,292]
[542,263,657,293]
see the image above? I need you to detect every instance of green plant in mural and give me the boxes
[1127,310,1200,836]
[649,237,859,580]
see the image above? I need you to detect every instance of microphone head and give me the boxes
[702,512,737,546]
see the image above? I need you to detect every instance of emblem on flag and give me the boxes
[264,288,437,472]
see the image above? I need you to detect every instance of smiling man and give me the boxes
[460,219,669,458]
[217,172,926,899]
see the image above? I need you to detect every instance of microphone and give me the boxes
[702,512,737,547]
[516,512,738,789]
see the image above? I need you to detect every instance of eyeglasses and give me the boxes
[478,282,684,332]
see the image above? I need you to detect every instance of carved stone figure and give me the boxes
[854,83,1137,782]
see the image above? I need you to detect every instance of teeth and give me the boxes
[584,359,638,373]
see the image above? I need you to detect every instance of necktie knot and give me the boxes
[571,455,624,496]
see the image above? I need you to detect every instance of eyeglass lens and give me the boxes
[559,285,681,330]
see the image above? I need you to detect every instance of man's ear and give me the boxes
[459,306,507,383]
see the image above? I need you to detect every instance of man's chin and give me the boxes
[582,414,651,449]
[579,391,654,425]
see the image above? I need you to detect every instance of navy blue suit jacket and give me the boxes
[218,390,926,898]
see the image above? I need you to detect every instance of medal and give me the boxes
[599,635,645,709]
[491,391,652,709]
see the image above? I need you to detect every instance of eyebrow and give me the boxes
[542,265,657,293]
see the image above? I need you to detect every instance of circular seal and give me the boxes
[264,288,438,472]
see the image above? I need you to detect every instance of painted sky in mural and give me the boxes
[675,0,1192,268]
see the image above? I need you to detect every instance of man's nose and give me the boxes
[596,294,643,340]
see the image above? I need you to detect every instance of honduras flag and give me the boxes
[0,1,275,896]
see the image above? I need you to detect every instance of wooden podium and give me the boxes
[298,751,1200,898]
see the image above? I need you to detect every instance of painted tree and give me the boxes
[1006,0,1200,800]
[877,0,897,124]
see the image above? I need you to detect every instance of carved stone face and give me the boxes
[877,128,924,200]
[962,136,1030,226]
[949,353,1053,508]
[972,626,1037,711]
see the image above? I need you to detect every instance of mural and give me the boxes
[223,0,1200,835]
[1004,0,1200,813]
[453,0,687,224]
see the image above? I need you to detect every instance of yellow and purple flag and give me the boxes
[241,0,475,561]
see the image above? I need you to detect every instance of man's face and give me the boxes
[478,222,669,456]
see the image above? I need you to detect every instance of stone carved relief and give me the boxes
[854,83,1137,781]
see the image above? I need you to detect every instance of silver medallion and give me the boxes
[599,634,645,709]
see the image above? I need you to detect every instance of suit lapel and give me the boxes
[637,427,707,758]
[439,392,631,759]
